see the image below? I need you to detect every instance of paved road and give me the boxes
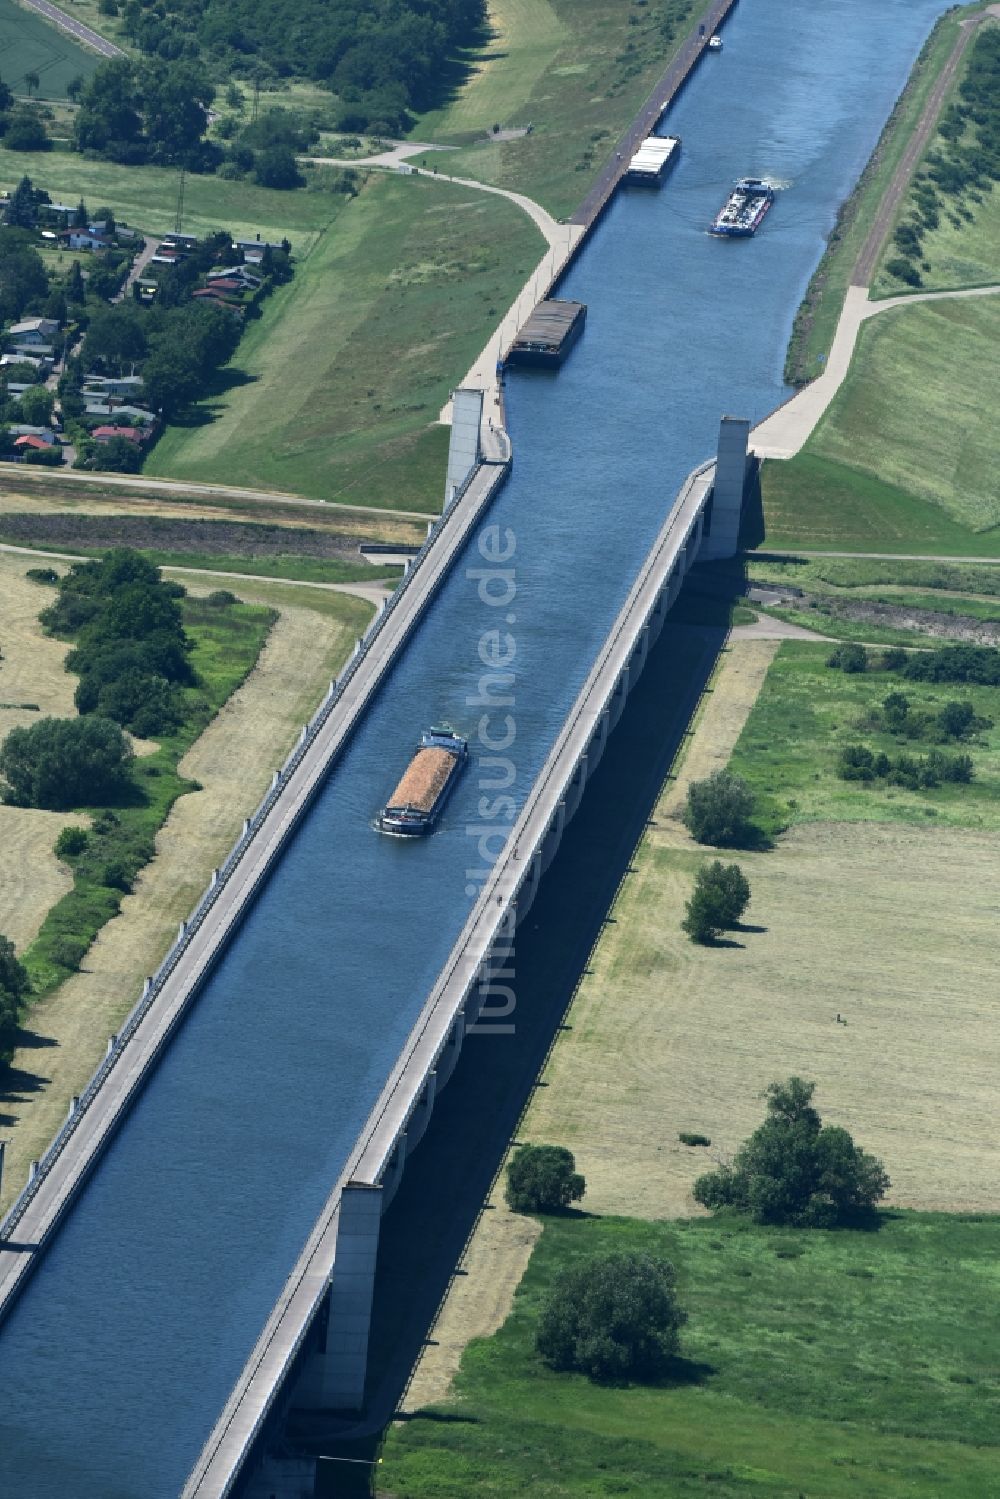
[21,0,126,58]
[751,282,1000,459]
[114,235,158,303]
[851,4,1000,287]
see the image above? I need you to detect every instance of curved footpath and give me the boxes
[751,282,1000,459]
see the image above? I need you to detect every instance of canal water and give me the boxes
[0,2,951,1494]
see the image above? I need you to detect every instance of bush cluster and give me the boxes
[41,549,195,738]
[683,771,757,847]
[694,1077,890,1229]
[505,1144,585,1214]
[682,860,750,944]
[0,934,31,1062]
[537,1251,686,1383]
[838,742,973,788]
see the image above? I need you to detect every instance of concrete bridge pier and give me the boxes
[627,625,650,689]
[243,1455,316,1499]
[700,416,750,560]
[563,755,589,820]
[540,799,567,873]
[297,1183,383,1412]
[405,1072,438,1152]
[513,847,543,922]
[586,710,611,774]
[606,672,629,732]
[435,1013,466,1088]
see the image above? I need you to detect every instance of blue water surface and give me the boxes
[0,1,951,1493]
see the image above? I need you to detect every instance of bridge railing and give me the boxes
[0,457,505,1246]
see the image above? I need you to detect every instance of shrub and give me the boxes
[26,567,59,584]
[827,642,868,673]
[881,646,907,671]
[678,1132,711,1147]
[683,771,755,847]
[55,825,89,858]
[206,590,238,607]
[682,860,750,943]
[49,935,89,971]
[536,1251,687,1382]
[0,715,134,809]
[101,858,132,892]
[838,744,875,781]
[694,1077,890,1228]
[505,1144,585,1214]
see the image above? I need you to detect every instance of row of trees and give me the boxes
[0,935,31,1064]
[887,28,1000,286]
[40,549,195,738]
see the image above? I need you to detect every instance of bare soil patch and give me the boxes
[0,511,377,562]
[0,581,368,1210]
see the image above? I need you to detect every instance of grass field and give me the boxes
[0,575,371,1211]
[747,553,1000,596]
[146,173,543,506]
[729,640,1000,831]
[782,4,987,383]
[804,297,1000,533]
[409,0,697,218]
[0,0,99,100]
[0,143,338,252]
[381,1212,1000,1498]
[759,451,1000,557]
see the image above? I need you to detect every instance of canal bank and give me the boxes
[0,3,956,1497]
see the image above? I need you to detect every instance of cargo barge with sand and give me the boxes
[506,298,587,368]
[378,728,468,836]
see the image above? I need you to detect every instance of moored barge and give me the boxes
[624,134,681,186]
[709,177,775,237]
[378,728,468,836]
[506,298,587,368]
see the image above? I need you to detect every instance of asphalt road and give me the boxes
[22,0,125,59]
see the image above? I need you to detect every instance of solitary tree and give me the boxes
[683,770,755,847]
[505,1144,585,1214]
[24,71,40,99]
[694,1077,890,1228]
[537,1251,686,1382]
[683,861,750,943]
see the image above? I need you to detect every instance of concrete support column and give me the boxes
[700,416,750,560]
[405,1071,437,1151]
[588,710,611,770]
[540,798,567,872]
[513,849,542,924]
[435,1012,465,1087]
[563,755,588,819]
[298,1183,383,1411]
[607,674,629,731]
[628,625,649,688]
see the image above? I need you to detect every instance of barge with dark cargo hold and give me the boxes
[709,177,775,236]
[378,728,468,836]
[506,298,587,368]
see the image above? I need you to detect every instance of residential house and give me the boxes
[92,425,151,446]
[161,232,198,252]
[82,375,145,399]
[1,353,51,373]
[7,318,60,346]
[13,433,55,454]
[207,265,262,290]
[58,228,114,252]
[9,425,57,442]
[84,402,157,425]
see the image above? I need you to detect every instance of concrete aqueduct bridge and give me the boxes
[183,414,752,1499]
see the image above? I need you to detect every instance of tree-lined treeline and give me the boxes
[110,0,486,135]
[887,27,1000,285]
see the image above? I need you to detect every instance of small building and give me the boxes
[207,265,262,289]
[10,425,57,442]
[84,402,157,424]
[82,374,145,398]
[58,228,114,252]
[1,353,50,372]
[162,232,198,250]
[92,425,151,445]
[7,318,60,346]
[13,433,55,452]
